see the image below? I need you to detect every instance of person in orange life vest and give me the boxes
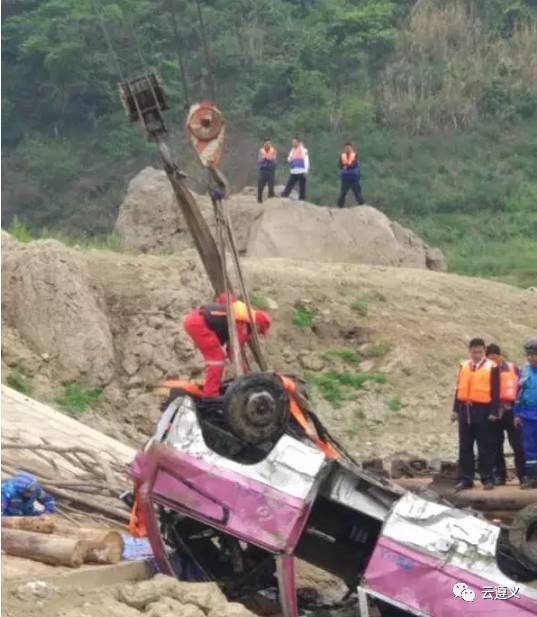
[183,298,271,397]
[452,338,500,491]
[257,138,277,204]
[281,137,309,201]
[337,142,364,208]
[486,343,525,486]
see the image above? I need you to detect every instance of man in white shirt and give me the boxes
[281,137,309,201]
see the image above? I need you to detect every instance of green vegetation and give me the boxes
[2,0,537,284]
[309,370,386,407]
[6,218,122,251]
[292,307,314,328]
[351,294,369,317]
[388,396,402,411]
[7,217,34,243]
[250,293,270,311]
[7,368,33,395]
[55,382,103,414]
[322,348,361,364]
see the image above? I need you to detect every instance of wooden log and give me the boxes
[1,515,55,534]
[1,528,87,567]
[43,485,130,522]
[52,520,124,564]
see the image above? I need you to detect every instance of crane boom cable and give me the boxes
[90,0,127,84]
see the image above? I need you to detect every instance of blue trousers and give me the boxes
[522,417,537,477]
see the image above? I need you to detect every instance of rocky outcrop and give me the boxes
[114,167,446,271]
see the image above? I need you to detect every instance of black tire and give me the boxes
[223,373,290,445]
[496,528,537,582]
[509,503,537,569]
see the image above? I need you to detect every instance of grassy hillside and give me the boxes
[2,0,537,286]
[305,120,537,287]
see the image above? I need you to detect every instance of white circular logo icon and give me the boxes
[461,588,476,602]
[453,582,476,602]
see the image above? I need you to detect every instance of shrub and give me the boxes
[250,293,270,311]
[388,396,401,411]
[322,348,361,364]
[79,233,122,252]
[310,370,386,407]
[7,368,33,395]
[7,216,35,243]
[292,307,314,327]
[56,382,103,414]
[351,294,369,317]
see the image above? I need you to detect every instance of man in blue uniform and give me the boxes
[1,471,55,516]
[515,339,537,489]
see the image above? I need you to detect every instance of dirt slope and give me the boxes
[2,233,536,460]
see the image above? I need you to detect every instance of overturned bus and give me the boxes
[130,373,537,617]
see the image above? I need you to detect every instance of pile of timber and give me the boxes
[1,438,131,526]
[1,515,124,567]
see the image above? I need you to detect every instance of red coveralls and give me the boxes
[183,308,250,397]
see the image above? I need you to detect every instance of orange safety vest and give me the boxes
[499,361,518,402]
[456,359,494,404]
[341,151,357,166]
[128,483,147,538]
[289,145,305,160]
[259,145,276,160]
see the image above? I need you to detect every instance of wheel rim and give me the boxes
[244,391,276,427]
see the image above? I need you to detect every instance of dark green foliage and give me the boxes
[2,0,537,285]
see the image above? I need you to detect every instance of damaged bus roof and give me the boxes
[131,387,537,617]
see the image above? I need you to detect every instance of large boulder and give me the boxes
[115,167,446,270]
[114,167,198,254]
[1,237,115,386]
[246,202,438,268]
